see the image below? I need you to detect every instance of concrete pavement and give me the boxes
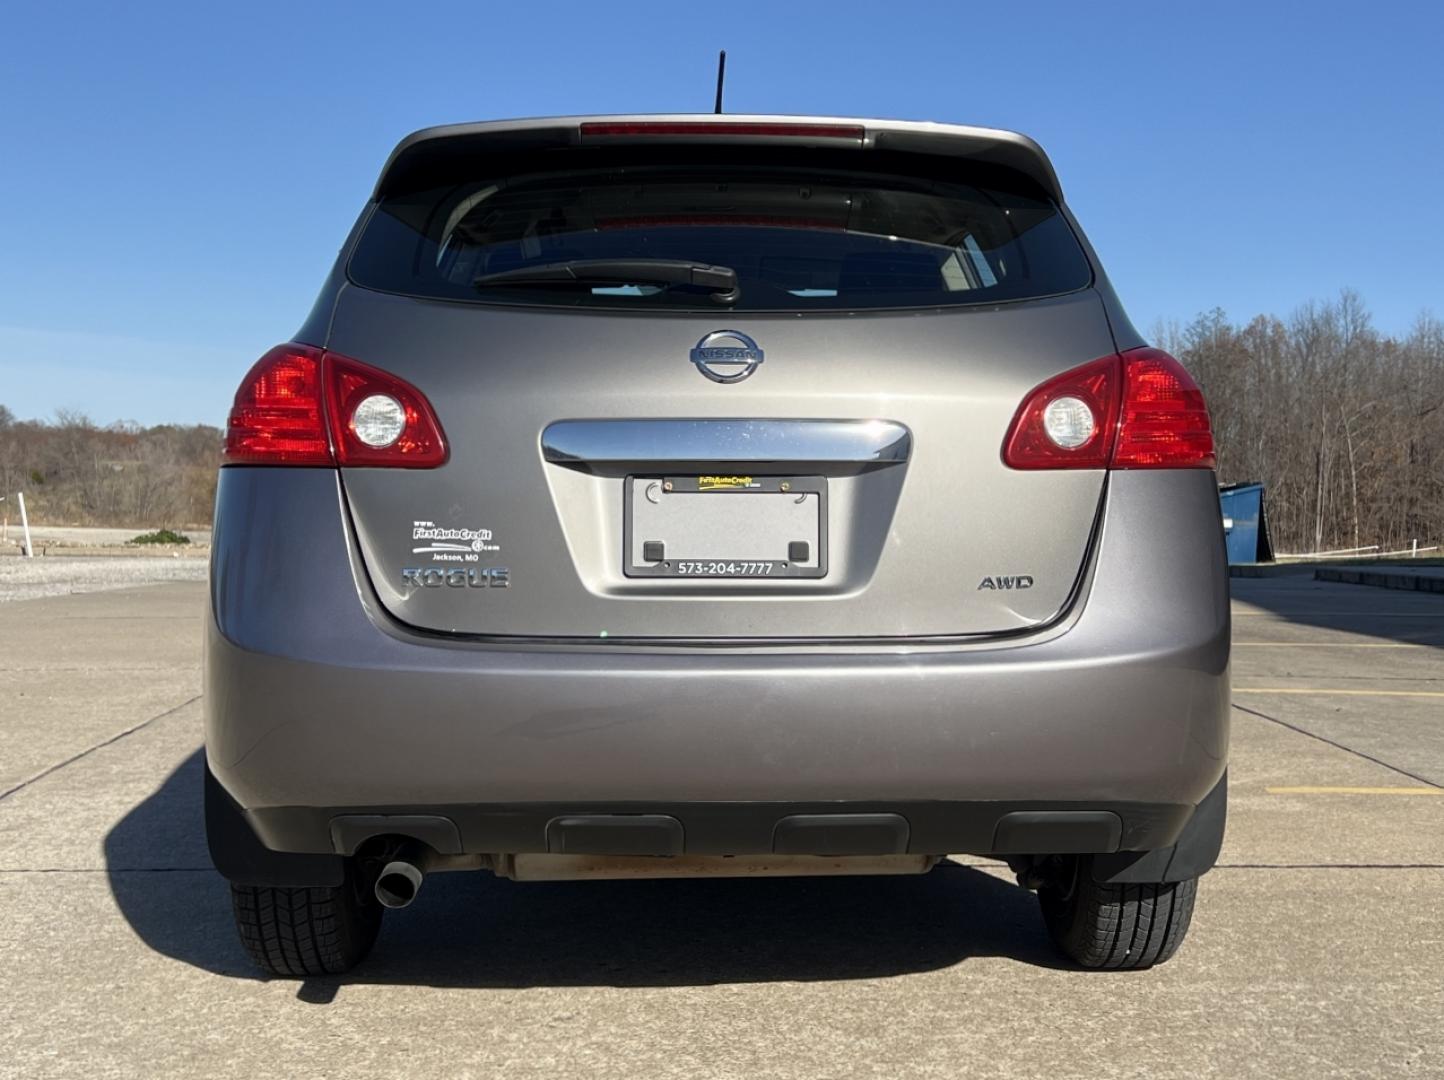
[0,575,1441,1079]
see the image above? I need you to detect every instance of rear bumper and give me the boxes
[205,468,1230,873]
[207,763,1227,888]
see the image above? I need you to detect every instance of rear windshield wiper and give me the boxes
[473,259,740,304]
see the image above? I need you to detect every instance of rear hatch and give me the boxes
[330,117,1116,641]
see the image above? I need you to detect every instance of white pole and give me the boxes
[1413,538,1419,558]
[17,491,32,558]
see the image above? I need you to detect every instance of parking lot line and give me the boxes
[1233,641,1428,648]
[1265,785,1444,796]
[1235,688,1444,698]
[1231,610,1441,617]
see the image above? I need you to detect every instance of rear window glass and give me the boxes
[348,148,1091,312]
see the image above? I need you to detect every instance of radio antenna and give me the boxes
[714,50,727,114]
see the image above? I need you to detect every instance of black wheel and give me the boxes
[1038,858,1197,970]
[230,863,382,976]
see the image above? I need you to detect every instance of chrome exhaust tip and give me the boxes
[373,842,430,909]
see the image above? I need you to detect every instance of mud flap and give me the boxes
[1089,770,1227,884]
[205,765,344,887]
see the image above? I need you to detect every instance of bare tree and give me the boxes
[0,410,219,527]
[1177,292,1444,553]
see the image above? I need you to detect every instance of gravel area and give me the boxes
[0,556,208,602]
[2,525,212,547]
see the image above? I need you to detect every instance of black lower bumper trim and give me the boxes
[244,796,1196,862]
[211,766,1228,888]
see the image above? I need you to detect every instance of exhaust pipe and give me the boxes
[373,841,432,909]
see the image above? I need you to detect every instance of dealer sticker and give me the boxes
[411,520,500,563]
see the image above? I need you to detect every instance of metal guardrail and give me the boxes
[1275,542,1438,562]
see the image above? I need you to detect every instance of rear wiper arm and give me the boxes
[473,259,740,304]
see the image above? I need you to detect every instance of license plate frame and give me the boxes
[623,475,828,579]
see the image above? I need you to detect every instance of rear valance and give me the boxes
[372,115,1064,203]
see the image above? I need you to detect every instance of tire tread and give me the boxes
[230,871,381,977]
[1040,864,1197,970]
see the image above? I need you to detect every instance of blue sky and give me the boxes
[2,0,1440,426]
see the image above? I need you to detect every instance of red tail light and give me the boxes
[1002,355,1121,470]
[1003,347,1214,470]
[324,354,448,467]
[1111,348,1216,468]
[223,344,448,467]
[580,121,865,141]
[224,345,332,465]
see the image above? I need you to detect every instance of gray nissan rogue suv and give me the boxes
[206,115,1228,976]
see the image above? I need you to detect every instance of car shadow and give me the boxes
[1229,572,1444,648]
[105,750,1071,997]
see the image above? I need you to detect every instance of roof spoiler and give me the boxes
[372,115,1065,203]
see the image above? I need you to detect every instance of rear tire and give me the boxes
[1038,858,1197,969]
[230,863,382,976]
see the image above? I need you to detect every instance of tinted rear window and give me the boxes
[348,147,1091,312]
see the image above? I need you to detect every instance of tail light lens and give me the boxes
[1003,347,1214,470]
[223,345,332,465]
[223,344,448,467]
[324,354,447,467]
[1111,348,1216,468]
[580,121,865,141]
[1002,355,1120,469]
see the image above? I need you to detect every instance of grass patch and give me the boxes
[130,528,191,546]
